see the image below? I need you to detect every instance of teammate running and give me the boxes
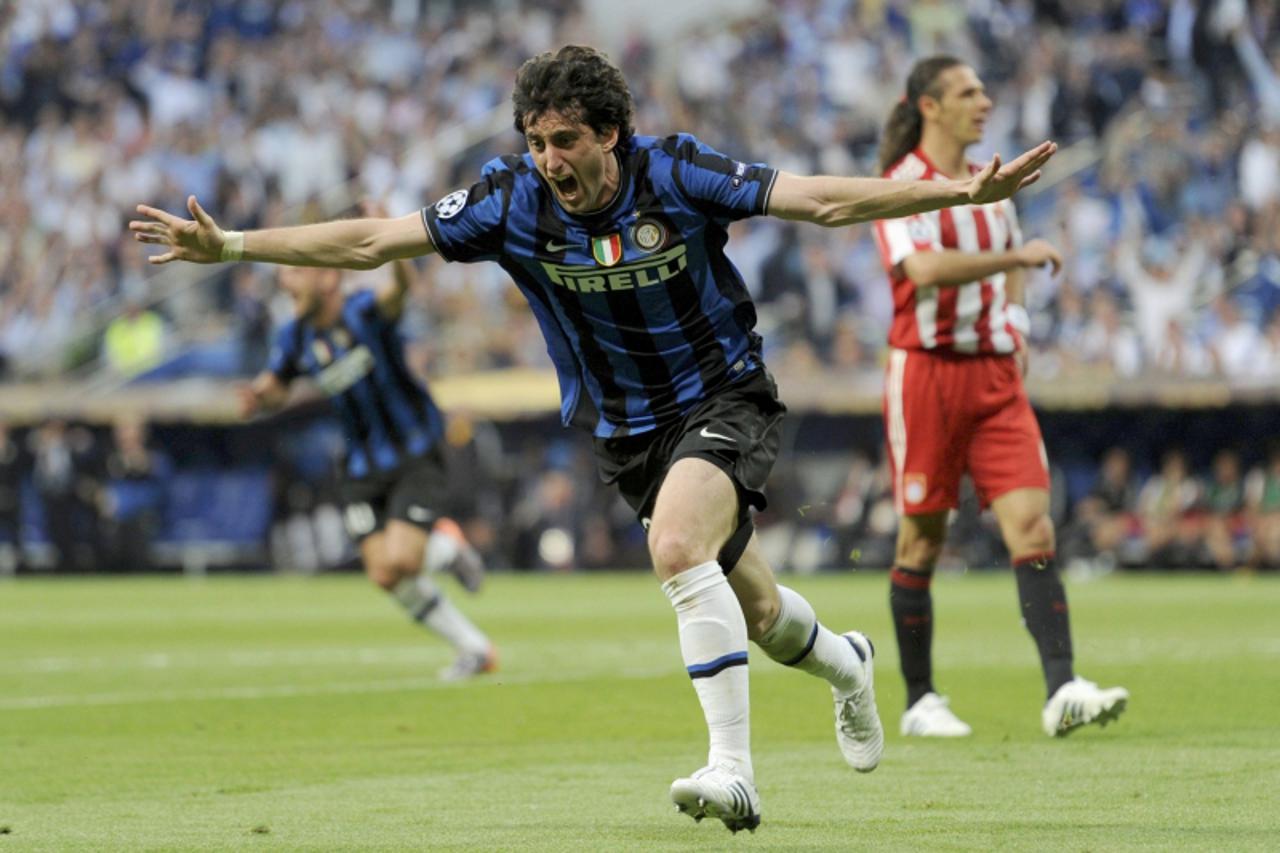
[131,45,1055,832]
[874,56,1128,739]
[240,231,494,682]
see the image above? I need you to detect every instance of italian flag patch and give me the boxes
[591,233,623,267]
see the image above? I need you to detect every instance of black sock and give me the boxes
[890,566,935,708]
[1014,553,1074,698]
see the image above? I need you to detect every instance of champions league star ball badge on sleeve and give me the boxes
[434,189,469,220]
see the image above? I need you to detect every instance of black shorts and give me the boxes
[593,369,786,526]
[338,448,449,542]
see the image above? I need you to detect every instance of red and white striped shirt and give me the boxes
[874,148,1023,354]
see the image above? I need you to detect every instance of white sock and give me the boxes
[392,574,489,656]
[423,531,460,574]
[757,586,864,695]
[661,560,752,780]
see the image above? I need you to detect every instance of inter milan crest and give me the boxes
[311,339,332,366]
[434,189,469,220]
[630,218,667,252]
[591,233,623,267]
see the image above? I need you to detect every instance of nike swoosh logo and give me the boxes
[699,427,734,443]
[544,240,579,252]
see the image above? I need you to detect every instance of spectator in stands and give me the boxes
[1065,447,1140,571]
[28,419,101,572]
[1154,317,1215,377]
[1201,447,1247,570]
[831,452,897,570]
[1115,232,1211,362]
[99,415,171,573]
[1244,441,1280,569]
[1078,289,1144,376]
[1137,447,1203,569]
[1208,297,1264,379]
[102,299,166,378]
[511,465,580,572]
[0,420,26,573]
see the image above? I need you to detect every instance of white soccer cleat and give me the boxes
[1042,676,1129,737]
[669,764,761,834]
[901,692,973,737]
[437,645,498,682]
[833,631,884,772]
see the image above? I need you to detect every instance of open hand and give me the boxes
[966,141,1057,205]
[129,195,226,265]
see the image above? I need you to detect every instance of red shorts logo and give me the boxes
[904,473,927,505]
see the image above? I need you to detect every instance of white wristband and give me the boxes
[220,231,244,262]
[1007,303,1031,336]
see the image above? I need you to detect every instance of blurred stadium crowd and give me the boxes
[2,0,1279,573]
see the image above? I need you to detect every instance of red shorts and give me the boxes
[883,348,1049,515]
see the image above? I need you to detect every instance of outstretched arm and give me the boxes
[767,141,1056,226]
[129,196,435,269]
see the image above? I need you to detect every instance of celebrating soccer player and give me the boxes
[238,220,495,682]
[873,56,1128,739]
[131,45,1055,832]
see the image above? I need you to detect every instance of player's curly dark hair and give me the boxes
[512,45,635,147]
[877,55,966,174]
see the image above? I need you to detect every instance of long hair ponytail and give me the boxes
[877,55,965,174]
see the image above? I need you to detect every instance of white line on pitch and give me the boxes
[0,664,681,710]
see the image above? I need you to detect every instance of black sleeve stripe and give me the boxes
[691,150,737,176]
[421,208,454,262]
[499,154,527,173]
[758,168,779,215]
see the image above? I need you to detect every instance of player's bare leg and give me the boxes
[363,521,495,680]
[649,457,759,832]
[893,511,972,736]
[992,488,1127,735]
[729,536,882,770]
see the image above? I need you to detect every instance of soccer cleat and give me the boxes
[669,764,761,834]
[833,631,884,772]
[901,692,973,737]
[434,517,486,593]
[438,645,498,682]
[1042,676,1129,737]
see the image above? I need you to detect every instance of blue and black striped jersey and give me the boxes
[421,133,778,439]
[268,289,444,479]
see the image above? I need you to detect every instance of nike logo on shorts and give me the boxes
[544,239,579,252]
[699,426,735,443]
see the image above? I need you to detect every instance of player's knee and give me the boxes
[648,525,717,579]
[366,555,415,590]
[1017,512,1056,553]
[740,594,779,641]
[896,536,943,570]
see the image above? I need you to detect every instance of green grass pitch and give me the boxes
[2,571,1278,850]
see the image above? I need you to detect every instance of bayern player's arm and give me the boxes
[766,141,1057,225]
[129,195,436,269]
[899,239,1062,288]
